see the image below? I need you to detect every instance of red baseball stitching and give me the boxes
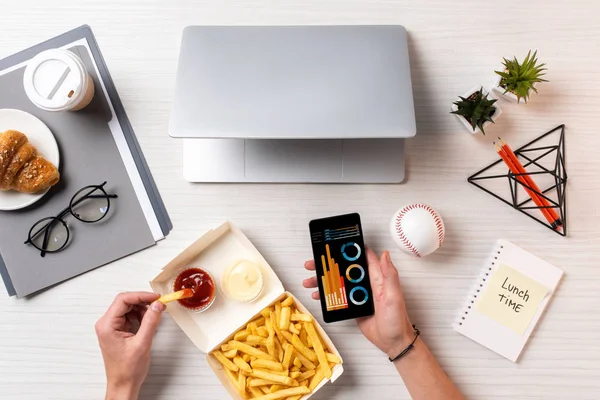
[395,204,445,256]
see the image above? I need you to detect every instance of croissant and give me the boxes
[0,130,60,193]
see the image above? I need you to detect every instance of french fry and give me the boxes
[290,371,301,379]
[251,369,294,386]
[243,354,252,363]
[257,326,269,338]
[325,352,341,364]
[288,323,300,335]
[248,322,259,336]
[222,344,232,352]
[274,336,284,362]
[224,349,238,358]
[298,380,309,388]
[233,356,253,373]
[251,358,284,371]
[235,330,250,341]
[291,334,318,362]
[294,323,302,331]
[266,335,276,359]
[254,316,266,326]
[157,288,194,304]
[260,385,271,395]
[297,369,315,382]
[281,297,294,307]
[294,352,315,370]
[290,313,312,322]
[282,343,294,370]
[279,307,291,330]
[249,386,264,398]
[247,335,268,346]
[275,302,282,327]
[224,369,245,398]
[251,386,310,400]
[305,322,331,379]
[265,315,275,337]
[238,373,247,394]
[249,378,282,387]
[214,350,240,372]
[299,327,309,349]
[290,366,300,372]
[258,369,289,377]
[269,384,284,393]
[308,367,325,391]
[329,362,336,369]
[280,330,293,343]
[251,356,257,362]
[287,395,302,400]
[229,340,276,361]
[306,334,312,348]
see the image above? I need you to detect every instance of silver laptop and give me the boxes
[170,25,416,183]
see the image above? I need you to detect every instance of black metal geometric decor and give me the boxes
[468,125,567,236]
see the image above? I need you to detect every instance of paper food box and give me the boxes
[150,221,344,399]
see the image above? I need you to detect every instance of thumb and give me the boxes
[136,301,165,346]
[380,251,403,294]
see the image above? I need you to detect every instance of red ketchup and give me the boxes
[173,268,215,311]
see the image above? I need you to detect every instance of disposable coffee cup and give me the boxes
[23,49,95,112]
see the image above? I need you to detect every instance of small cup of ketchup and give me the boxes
[172,267,216,312]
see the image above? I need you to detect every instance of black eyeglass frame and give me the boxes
[24,181,118,257]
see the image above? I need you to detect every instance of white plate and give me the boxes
[0,109,60,211]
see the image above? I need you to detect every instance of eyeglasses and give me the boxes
[25,182,118,257]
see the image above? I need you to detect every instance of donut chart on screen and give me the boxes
[346,264,365,283]
[341,242,361,261]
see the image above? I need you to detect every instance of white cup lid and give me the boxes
[23,49,87,111]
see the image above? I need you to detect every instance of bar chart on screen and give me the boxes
[321,244,349,311]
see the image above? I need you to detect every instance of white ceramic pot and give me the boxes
[491,74,536,103]
[451,86,502,135]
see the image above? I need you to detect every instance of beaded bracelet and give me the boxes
[388,325,420,363]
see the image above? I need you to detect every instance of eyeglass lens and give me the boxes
[29,217,69,252]
[70,186,110,223]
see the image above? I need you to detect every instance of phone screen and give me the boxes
[309,213,374,323]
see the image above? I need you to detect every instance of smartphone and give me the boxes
[309,213,375,323]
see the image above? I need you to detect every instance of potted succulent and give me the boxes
[492,50,548,103]
[451,87,501,135]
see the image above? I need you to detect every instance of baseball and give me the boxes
[390,204,445,257]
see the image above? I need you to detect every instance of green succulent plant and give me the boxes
[451,87,498,135]
[495,50,548,103]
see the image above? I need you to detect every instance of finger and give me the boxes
[304,260,316,271]
[106,292,160,319]
[303,276,318,289]
[136,301,166,345]
[366,248,384,288]
[380,251,399,279]
[311,291,320,300]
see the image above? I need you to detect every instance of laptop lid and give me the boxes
[170,25,416,139]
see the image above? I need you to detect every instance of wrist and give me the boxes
[385,324,419,359]
[106,381,140,400]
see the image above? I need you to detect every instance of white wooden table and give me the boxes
[1,1,599,399]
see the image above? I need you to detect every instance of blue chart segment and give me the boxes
[350,287,369,306]
[324,225,360,242]
[341,242,361,261]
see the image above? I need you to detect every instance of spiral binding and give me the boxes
[454,242,505,327]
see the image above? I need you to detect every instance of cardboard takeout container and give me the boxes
[150,221,344,399]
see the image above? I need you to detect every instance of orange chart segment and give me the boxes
[321,244,348,311]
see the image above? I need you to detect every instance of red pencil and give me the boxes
[494,143,560,229]
[498,139,562,227]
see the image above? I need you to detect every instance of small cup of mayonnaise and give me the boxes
[220,259,264,303]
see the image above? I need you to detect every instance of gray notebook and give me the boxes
[0,26,171,297]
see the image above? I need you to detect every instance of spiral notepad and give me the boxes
[453,240,563,362]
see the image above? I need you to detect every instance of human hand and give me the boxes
[303,249,414,358]
[95,292,166,400]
